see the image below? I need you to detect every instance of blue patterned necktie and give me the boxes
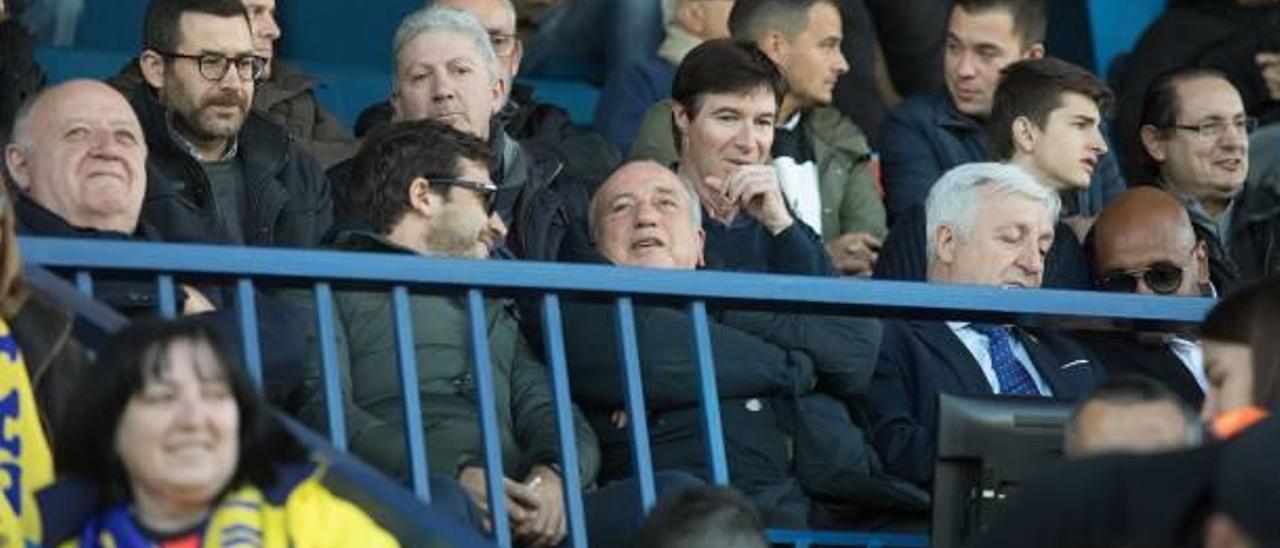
[969,324,1040,396]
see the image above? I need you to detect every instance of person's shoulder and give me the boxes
[806,106,870,154]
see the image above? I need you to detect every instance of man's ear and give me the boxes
[757,30,788,67]
[4,144,31,191]
[695,227,706,268]
[1193,239,1211,287]
[139,50,167,90]
[407,177,438,216]
[509,40,525,82]
[490,76,506,116]
[934,224,957,265]
[672,100,692,134]
[1140,124,1168,163]
[1024,43,1046,60]
[1012,116,1038,154]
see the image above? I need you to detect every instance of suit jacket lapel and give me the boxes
[1016,328,1075,397]
[913,321,993,395]
[1122,338,1205,402]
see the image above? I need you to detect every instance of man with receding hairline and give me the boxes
[1077,186,1213,407]
[566,159,885,526]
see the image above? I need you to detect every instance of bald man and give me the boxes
[1077,187,1213,407]
[5,79,215,315]
[564,160,889,526]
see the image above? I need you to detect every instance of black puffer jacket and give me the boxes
[127,87,334,247]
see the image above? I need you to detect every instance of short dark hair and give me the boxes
[953,0,1047,47]
[635,486,770,548]
[986,57,1113,161]
[727,0,837,43]
[54,317,305,509]
[143,0,250,52]
[345,119,492,234]
[1202,278,1280,407]
[670,39,786,148]
[1133,67,1232,180]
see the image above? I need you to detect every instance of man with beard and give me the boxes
[125,0,332,248]
[300,119,697,547]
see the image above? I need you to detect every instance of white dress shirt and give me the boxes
[946,322,1053,396]
[772,114,823,236]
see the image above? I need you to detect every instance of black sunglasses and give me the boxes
[430,178,497,215]
[1097,262,1186,295]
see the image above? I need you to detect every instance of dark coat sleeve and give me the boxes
[716,310,881,400]
[771,221,838,276]
[508,334,602,485]
[862,322,934,486]
[879,104,946,217]
[872,204,928,281]
[563,301,815,411]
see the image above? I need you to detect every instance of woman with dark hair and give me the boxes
[40,317,398,547]
[1199,276,1280,438]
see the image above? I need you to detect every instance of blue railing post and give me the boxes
[236,278,263,389]
[466,289,511,548]
[157,274,177,318]
[314,282,347,452]
[615,297,657,512]
[391,285,432,503]
[688,300,729,486]
[540,294,588,548]
[74,270,93,296]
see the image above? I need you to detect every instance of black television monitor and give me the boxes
[930,394,1075,547]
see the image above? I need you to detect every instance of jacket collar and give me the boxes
[931,89,983,132]
[252,60,319,111]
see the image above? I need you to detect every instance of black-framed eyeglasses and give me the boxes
[487,31,518,57]
[1169,117,1258,140]
[431,178,498,215]
[153,50,266,82]
[1097,261,1187,295]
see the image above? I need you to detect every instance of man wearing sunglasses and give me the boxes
[1077,187,1213,408]
[118,0,333,248]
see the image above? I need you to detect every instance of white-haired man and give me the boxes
[863,162,1104,488]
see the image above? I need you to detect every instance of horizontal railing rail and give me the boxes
[20,236,1215,548]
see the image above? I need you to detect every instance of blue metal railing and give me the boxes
[19,237,1214,548]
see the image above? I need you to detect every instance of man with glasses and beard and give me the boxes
[1077,187,1215,408]
[123,0,333,248]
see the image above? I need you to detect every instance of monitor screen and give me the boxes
[931,393,1075,547]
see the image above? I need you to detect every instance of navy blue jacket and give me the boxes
[864,320,1103,487]
[701,207,837,277]
[877,90,1127,220]
[593,55,675,156]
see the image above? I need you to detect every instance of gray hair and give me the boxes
[924,162,1061,263]
[588,161,702,242]
[393,6,500,84]
[428,0,517,31]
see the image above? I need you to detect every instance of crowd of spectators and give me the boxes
[2,0,1280,545]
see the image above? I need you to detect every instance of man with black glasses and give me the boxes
[123,0,333,247]
[1077,186,1213,408]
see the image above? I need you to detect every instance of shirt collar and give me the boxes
[780,112,802,131]
[167,113,239,162]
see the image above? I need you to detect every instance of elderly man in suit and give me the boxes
[864,161,1104,487]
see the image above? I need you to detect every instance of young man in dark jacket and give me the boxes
[123,0,333,248]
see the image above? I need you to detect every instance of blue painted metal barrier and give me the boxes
[19,237,1214,548]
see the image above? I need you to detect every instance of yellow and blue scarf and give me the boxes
[0,318,54,547]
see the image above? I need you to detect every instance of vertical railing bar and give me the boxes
[540,294,587,548]
[467,289,511,547]
[314,282,348,452]
[236,279,263,390]
[615,296,657,511]
[688,300,729,485]
[74,270,94,296]
[156,274,177,318]
[391,285,431,503]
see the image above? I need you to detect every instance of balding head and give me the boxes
[1091,187,1210,296]
[591,161,705,269]
[5,80,147,234]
